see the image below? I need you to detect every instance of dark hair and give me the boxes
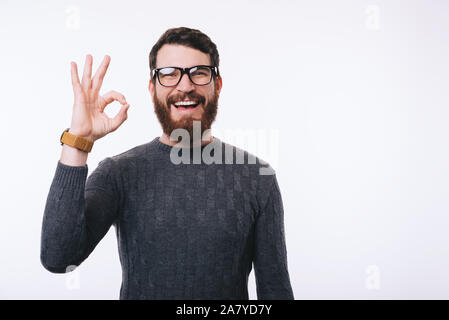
[149,27,220,78]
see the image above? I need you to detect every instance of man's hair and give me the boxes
[149,26,220,78]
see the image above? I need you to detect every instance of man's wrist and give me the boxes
[68,128,94,142]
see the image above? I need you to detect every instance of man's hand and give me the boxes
[69,54,130,142]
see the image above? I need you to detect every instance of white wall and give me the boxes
[1,0,448,299]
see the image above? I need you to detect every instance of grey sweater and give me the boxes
[40,136,294,300]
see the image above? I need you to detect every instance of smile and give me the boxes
[171,100,201,112]
[173,100,199,108]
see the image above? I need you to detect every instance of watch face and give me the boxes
[60,128,70,144]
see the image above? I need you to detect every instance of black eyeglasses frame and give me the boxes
[151,65,220,87]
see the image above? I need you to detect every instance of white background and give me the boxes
[1,0,448,299]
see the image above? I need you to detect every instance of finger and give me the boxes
[92,55,111,93]
[110,104,130,132]
[100,90,127,111]
[81,54,93,90]
[70,61,81,91]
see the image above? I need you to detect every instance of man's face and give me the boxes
[149,44,222,142]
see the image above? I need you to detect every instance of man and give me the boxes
[40,27,294,300]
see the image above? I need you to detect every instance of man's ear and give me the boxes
[149,78,155,98]
[215,76,223,96]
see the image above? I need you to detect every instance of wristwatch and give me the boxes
[60,128,94,153]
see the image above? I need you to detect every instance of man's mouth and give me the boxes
[171,100,201,112]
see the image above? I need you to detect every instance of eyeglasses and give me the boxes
[152,65,219,87]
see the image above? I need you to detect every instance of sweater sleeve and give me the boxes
[40,157,120,273]
[253,174,294,300]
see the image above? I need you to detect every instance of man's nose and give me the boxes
[176,72,195,92]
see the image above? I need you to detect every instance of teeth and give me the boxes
[174,101,197,106]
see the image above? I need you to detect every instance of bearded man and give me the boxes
[40,27,294,300]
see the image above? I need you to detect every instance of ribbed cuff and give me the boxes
[54,160,88,188]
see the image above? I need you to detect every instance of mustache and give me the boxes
[167,93,205,106]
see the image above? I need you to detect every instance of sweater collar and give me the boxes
[150,136,221,154]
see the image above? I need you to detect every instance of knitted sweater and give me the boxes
[40,136,294,300]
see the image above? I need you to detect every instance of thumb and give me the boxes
[110,103,130,132]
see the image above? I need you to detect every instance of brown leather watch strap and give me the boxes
[60,128,94,153]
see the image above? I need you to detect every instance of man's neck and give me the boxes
[159,132,214,147]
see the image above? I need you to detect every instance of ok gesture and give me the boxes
[69,54,130,142]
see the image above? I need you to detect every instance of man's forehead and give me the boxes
[156,44,211,68]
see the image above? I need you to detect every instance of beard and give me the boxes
[153,87,218,145]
